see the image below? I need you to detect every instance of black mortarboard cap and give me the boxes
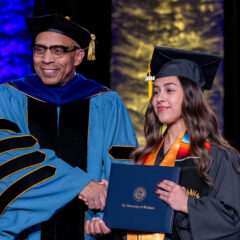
[25,14,96,60]
[150,46,222,90]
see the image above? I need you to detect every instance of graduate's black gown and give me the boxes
[155,145,240,240]
[110,144,240,240]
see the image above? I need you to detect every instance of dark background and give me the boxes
[34,0,240,149]
[224,0,240,149]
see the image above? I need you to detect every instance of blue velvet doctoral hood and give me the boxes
[9,73,104,105]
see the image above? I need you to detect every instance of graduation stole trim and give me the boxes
[0,165,56,216]
[0,118,21,133]
[174,133,210,161]
[0,151,47,181]
[127,129,186,240]
[144,129,187,166]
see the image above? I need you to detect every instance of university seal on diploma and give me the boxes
[133,187,146,202]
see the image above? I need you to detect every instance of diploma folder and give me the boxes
[103,164,180,233]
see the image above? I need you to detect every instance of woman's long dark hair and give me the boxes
[132,77,235,185]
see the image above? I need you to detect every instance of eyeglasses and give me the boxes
[32,44,80,58]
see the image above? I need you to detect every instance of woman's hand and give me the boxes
[155,180,189,214]
[85,217,112,236]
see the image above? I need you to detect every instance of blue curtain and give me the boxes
[0,0,34,83]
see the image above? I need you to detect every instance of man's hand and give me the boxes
[85,217,111,236]
[78,180,107,211]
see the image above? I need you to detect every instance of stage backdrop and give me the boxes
[0,0,225,146]
[111,0,224,145]
[0,0,34,83]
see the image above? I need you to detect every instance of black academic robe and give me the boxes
[163,145,240,240]
[107,144,240,240]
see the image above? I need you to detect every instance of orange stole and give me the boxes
[127,129,186,240]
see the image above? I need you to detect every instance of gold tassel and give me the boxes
[148,80,153,100]
[87,34,96,61]
[145,62,167,134]
[145,63,155,100]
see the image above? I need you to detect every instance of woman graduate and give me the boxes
[129,46,240,240]
[85,46,240,240]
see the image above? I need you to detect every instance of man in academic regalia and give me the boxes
[0,14,137,240]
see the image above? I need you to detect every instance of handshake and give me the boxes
[78,179,111,236]
[78,179,108,211]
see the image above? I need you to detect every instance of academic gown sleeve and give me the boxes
[87,90,137,184]
[186,146,240,240]
[0,84,93,239]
